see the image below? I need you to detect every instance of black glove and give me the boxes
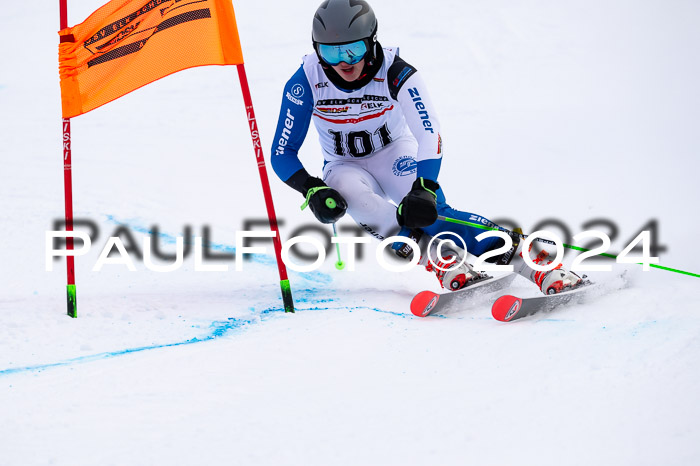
[301,177,348,224]
[396,178,439,228]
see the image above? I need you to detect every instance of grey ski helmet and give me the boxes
[312,0,378,61]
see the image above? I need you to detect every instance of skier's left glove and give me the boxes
[397,178,439,228]
[301,177,348,224]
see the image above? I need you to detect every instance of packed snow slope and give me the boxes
[1,1,699,465]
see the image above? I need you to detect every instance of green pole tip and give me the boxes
[335,261,345,270]
[280,279,295,313]
[66,284,77,318]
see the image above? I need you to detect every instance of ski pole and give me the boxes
[302,196,345,270]
[331,222,345,270]
[322,198,345,270]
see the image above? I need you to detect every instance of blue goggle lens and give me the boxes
[318,40,368,66]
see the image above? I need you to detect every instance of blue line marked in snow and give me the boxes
[0,303,417,378]
[0,216,434,378]
[104,214,236,253]
[102,215,333,285]
[0,316,256,377]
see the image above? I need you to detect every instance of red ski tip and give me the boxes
[410,291,440,317]
[492,295,523,322]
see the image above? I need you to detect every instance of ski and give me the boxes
[411,273,516,317]
[491,281,597,322]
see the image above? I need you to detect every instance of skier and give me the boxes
[270,0,582,295]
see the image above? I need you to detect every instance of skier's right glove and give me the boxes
[396,178,439,228]
[301,177,348,224]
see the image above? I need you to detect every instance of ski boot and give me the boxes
[511,238,584,295]
[425,247,486,291]
[391,228,486,292]
[534,265,583,295]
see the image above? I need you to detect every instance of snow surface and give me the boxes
[2,0,700,465]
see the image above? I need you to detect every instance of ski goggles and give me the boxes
[317,40,368,66]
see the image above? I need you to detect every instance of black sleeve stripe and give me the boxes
[387,56,417,100]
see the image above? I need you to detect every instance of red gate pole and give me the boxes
[59,0,77,317]
[236,64,294,313]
